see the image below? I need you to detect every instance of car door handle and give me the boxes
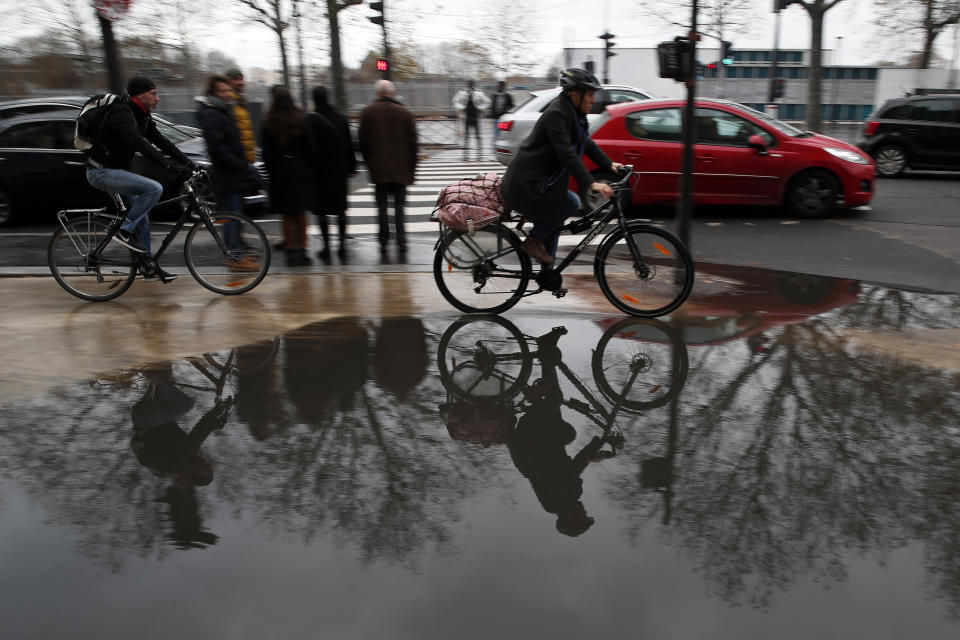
[696,154,716,163]
[64,161,85,166]
[905,127,918,134]
[623,151,644,160]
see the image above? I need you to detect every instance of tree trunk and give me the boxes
[96,11,123,94]
[921,0,935,69]
[278,29,291,87]
[327,0,347,113]
[806,4,825,132]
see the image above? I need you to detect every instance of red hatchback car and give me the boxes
[584,98,875,218]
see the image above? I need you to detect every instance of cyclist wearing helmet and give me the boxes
[502,68,623,264]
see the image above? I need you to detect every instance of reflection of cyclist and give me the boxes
[128,365,226,549]
[506,328,614,536]
[501,68,622,264]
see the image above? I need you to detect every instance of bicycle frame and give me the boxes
[55,173,231,269]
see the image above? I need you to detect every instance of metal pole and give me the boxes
[768,8,782,103]
[381,1,392,80]
[676,0,697,250]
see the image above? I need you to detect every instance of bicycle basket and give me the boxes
[432,172,506,234]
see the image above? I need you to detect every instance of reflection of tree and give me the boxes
[0,324,502,571]
[609,288,960,614]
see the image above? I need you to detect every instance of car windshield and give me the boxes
[154,117,193,144]
[733,103,808,137]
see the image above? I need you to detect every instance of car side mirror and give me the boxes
[747,134,769,156]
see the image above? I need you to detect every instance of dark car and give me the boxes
[857,94,960,177]
[0,96,203,137]
[0,107,266,226]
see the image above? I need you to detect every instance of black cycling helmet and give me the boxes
[559,68,602,92]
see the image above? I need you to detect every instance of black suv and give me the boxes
[858,94,960,177]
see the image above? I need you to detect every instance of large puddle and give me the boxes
[1,266,959,638]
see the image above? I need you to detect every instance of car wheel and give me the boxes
[0,187,14,227]
[873,144,907,177]
[786,170,839,219]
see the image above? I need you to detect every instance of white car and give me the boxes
[494,85,655,166]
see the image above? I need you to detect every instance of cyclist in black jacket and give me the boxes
[86,76,194,279]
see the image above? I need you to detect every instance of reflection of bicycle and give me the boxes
[433,165,694,317]
[48,170,271,302]
[437,315,688,421]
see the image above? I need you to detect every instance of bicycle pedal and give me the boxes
[552,287,568,298]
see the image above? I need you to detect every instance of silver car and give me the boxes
[494,85,654,166]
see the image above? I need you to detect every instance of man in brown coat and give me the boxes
[358,80,418,254]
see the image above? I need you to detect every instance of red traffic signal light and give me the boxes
[706,62,717,70]
[376,59,389,72]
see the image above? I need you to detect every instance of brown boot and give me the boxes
[521,236,555,264]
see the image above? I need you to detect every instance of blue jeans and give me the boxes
[530,190,581,259]
[86,168,163,254]
[217,190,243,252]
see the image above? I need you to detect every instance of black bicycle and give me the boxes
[433,165,694,317]
[48,170,271,302]
[437,315,689,413]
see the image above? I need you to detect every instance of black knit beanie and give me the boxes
[126,76,157,97]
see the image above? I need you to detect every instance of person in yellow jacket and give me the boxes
[225,68,256,163]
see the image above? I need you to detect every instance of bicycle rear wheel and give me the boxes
[48,215,136,302]
[437,315,532,402]
[184,212,270,295]
[591,317,689,411]
[433,225,532,314]
[595,222,693,317]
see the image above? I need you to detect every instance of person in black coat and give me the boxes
[195,75,261,271]
[263,86,314,267]
[309,86,356,261]
[501,68,622,265]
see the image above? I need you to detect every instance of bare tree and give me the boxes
[471,0,539,79]
[325,0,364,112]
[874,0,960,68]
[795,0,847,132]
[648,0,758,41]
[234,0,296,86]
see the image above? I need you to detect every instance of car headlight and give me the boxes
[825,147,869,164]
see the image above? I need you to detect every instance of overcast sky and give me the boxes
[3,0,959,75]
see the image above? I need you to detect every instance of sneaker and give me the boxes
[521,236,555,264]
[114,228,148,253]
[226,256,261,271]
[143,268,178,284]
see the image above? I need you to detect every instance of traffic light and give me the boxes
[657,38,694,82]
[773,78,785,98]
[584,59,595,75]
[369,1,384,25]
[600,32,616,58]
[376,58,389,73]
[721,41,734,65]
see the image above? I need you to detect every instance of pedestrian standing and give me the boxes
[308,86,356,262]
[195,75,261,271]
[452,80,490,157]
[262,86,313,267]
[224,68,257,165]
[358,80,418,255]
[490,81,514,152]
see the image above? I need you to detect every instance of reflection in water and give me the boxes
[437,316,687,535]
[1,273,960,626]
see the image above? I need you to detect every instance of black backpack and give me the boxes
[74,93,125,152]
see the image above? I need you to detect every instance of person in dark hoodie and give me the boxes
[308,86,356,262]
[85,75,195,282]
[195,74,261,271]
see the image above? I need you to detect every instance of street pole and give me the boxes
[294,0,308,108]
[676,0,697,251]
[380,2,392,81]
[768,7,782,103]
[95,11,123,94]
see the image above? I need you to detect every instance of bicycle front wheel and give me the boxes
[437,315,532,402]
[48,216,136,302]
[184,212,270,295]
[591,317,689,411]
[433,224,532,314]
[595,223,693,317]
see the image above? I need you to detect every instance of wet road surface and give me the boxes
[1,265,959,639]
